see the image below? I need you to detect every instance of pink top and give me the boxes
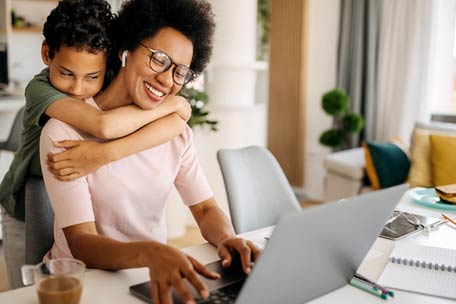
[40,98,213,259]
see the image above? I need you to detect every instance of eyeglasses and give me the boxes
[139,43,195,86]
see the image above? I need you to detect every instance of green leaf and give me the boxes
[319,129,345,148]
[178,86,218,132]
[322,89,349,116]
[342,112,364,133]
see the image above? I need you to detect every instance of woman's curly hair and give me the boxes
[43,0,115,59]
[114,0,216,76]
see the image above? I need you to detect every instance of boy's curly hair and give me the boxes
[114,0,216,76]
[43,0,114,59]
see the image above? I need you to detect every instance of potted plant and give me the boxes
[179,87,218,131]
[319,89,364,150]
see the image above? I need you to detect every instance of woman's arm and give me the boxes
[47,113,187,180]
[63,222,219,304]
[45,95,190,139]
[190,198,260,274]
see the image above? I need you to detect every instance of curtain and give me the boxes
[338,0,456,144]
[376,0,434,142]
[337,0,380,146]
[376,0,455,142]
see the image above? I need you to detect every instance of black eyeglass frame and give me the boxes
[138,43,195,86]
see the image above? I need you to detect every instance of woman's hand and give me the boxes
[217,237,261,274]
[146,244,220,304]
[47,140,111,181]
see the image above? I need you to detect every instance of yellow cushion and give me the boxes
[407,130,433,187]
[430,134,456,186]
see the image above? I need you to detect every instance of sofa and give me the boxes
[323,120,456,202]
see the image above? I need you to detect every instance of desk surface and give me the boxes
[1,190,456,303]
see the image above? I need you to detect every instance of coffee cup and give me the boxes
[21,258,85,304]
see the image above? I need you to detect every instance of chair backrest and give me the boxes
[0,107,25,152]
[24,176,54,264]
[217,146,301,234]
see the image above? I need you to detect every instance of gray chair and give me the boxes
[217,146,301,234]
[24,176,54,265]
[0,107,25,180]
[0,106,25,152]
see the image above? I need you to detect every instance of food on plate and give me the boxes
[435,184,456,204]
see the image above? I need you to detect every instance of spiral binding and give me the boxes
[390,256,456,272]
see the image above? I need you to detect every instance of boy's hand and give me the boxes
[163,95,191,122]
[47,140,111,181]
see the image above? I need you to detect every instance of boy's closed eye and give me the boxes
[60,71,73,78]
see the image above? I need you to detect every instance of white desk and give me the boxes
[1,191,455,303]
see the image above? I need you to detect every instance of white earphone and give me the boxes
[121,50,128,67]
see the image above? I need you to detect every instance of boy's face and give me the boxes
[41,44,106,99]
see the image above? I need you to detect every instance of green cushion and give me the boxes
[363,141,410,190]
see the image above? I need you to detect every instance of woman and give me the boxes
[40,0,259,303]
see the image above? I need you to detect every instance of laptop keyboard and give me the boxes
[198,281,244,304]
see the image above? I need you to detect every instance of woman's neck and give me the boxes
[95,69,132,111]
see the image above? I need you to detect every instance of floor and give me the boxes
[0,199,322,294]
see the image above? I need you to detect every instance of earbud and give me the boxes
[121,50,128,67]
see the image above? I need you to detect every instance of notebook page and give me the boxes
[392,244,456,266]
[378,244,456,299]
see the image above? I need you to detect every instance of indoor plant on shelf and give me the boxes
[319,89,364,150]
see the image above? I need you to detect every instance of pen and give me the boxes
[354,273,395,297]
[441,213,456,226]
[349,278,388,300]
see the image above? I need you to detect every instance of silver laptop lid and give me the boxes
[236,184,408,304]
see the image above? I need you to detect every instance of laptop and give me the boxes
[130,184,408,303]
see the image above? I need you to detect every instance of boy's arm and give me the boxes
[45,96,190,139]
[47,114,187,180]
[26,71,190,139]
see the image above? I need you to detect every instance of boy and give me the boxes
[0,0,189,289]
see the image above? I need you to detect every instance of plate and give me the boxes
[409,187,456,211]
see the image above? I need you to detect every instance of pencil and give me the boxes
[441,213,456,226]
[349,278,388,300]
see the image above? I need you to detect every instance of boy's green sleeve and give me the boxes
[24,68,68,127]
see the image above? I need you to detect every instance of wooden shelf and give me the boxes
[12,0,58,2]
[12,26,42,33]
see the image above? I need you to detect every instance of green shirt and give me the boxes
[0,68,67,221]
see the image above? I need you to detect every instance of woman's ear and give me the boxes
[41,42,51,65]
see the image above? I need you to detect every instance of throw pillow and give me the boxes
[363,140,410,190]
[407,130,433,188]
[430,134,456,186]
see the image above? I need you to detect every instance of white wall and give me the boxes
[303,0,340,200]
[8,1,54,87]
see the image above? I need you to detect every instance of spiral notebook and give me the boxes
[377,243,456,299]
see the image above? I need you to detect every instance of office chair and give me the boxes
[0,106,24,152]
[217,146,301,234]
[0,107,25,183]
[24,175,54,264]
